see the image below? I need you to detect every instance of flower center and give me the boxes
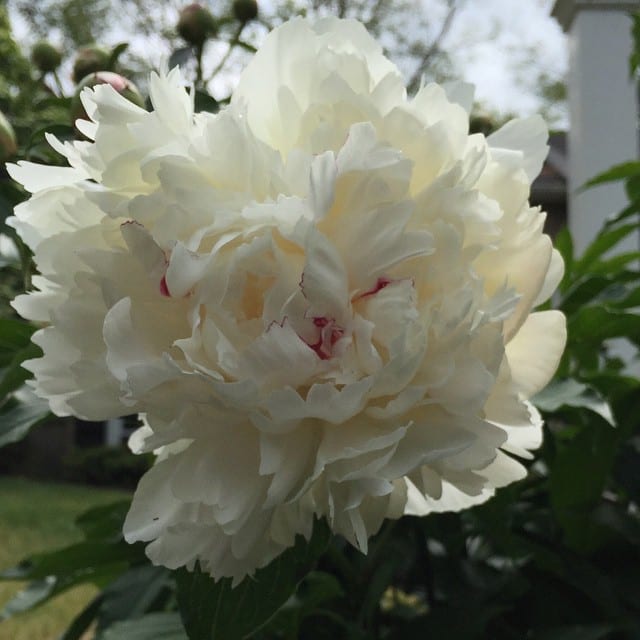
[305,316,344,360]
[352,276,392,302]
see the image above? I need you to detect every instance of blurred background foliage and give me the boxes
[0,2,638,640]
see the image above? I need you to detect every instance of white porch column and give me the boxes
[552,0,640,256]
[105,417,125,447]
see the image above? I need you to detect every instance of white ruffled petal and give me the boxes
[506,310,567,398]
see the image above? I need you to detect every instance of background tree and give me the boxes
[5,0,458,97]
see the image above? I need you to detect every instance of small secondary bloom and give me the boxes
[9,17,566,584]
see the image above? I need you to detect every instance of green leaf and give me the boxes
[1,537,142,581]
[625,173,640,201]
[573,223,639,275]
[551,419,618,509]
[609,284,640,309]
[591,502,640,546]
[568,307,640,346]
[193,90,218,114]
[101,612,187,640]
[96,565,172,634]
[26,122,74,156]
[59,595,104,640]
[583,161,640,189]
[0,395,50,448]
[614,443,640,502]
[0,497,143,619]
[75,500,133,540]
[604,197,640,227]
[32,96,73,111]
[532,380,615,425]
[169,47,193,70]
[108,42,129,70]
[0,342,41,399]
[0,577,57,619]
[259,571,344,637]
[631,12,640,76]
[588,252,640,276]
[389,601,507,640]
[536,623,619,640]
[554,227,573,289]
[559,269,640,316]
[176,519,331,640]
[0,541,141,617]
[551,417,619,550]
[0,564,121,620]
[0,317,35,366]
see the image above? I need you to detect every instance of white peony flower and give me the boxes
[8,17,566,584]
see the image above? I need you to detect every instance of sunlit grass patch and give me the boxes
[0,476,129,640]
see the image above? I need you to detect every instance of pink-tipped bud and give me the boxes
[71,71,145,129]
[72,45,111,83]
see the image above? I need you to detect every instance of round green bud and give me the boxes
[469,114,497,136]
[71,71,145,128]
[232,0,258,22]
[72,45,111,84]
[0,111,18,162]
[177,4,217,45]
[31,41,62,73]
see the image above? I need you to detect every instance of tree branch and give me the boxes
[407,0,458,93]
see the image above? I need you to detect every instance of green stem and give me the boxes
[366,519,398,569]
[52,70,65,97]
[324,541,355,587]
[412,520,435,607]
[195,43,204,88]
[15,235,32,292]
[207,23,245,83]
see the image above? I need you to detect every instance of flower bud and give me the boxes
[232,0,258,23]
[31,41,62,73]
[71,71,145,127]
[177,3,217,45]
[72,45,111,83]
[469,114,496,136]
[0,111,17,162]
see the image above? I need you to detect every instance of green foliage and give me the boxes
[176,520,331,640]
[0,318,49,446]
[0,499,150,626]
[631,13,640,77]
[100,612,188,640]
[64,446,154,489]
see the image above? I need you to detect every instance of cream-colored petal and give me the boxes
[506,310,567,398]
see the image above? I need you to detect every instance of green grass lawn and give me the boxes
[0,476,129,640]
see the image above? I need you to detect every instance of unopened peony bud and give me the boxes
[469,114,497,136]
[72,45,111,83]
[232,0,258,23]
[31,41,62,73]
[71,71,145,126]
[0,111,17,161]
[177,3,217,45]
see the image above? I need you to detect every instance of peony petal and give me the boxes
[7,162,88,192]
[488,115,548,183]
[506,310,567,398]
